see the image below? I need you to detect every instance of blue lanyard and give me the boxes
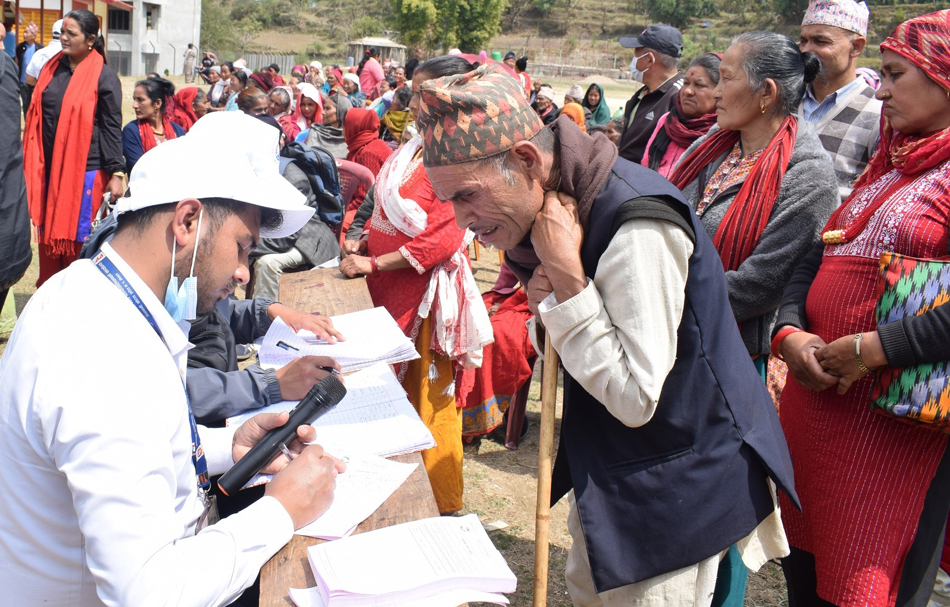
[92,250,211,493]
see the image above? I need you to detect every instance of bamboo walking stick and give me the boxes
[533,332,560,607]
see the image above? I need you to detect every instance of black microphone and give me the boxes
[217,375,347,496]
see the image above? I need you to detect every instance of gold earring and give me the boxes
[760,105,766,114]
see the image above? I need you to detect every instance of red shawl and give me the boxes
[669,115,798,271]
[172,87,199,132]
[665,95,718,149]
[137,115,179,155]
[23,51,104,255]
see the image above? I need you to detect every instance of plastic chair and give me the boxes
[335,159,376,246]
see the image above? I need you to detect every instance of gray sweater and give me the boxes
[680,120,838,356]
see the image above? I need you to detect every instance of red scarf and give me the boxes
[172,87,199,132]
[344,107,382,156]
[23,51,104,255]
[821,119,950,244]
[665,95,718,149]
[137,115,179,155]
[669,115,799,271]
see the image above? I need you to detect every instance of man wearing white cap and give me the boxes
[799,0,881,200]
[0,112,344,607]
[23,18,62,86]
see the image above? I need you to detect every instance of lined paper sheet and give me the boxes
[259,308,419,372]
[227,364,436,489]
[289,586,510,607]
[295,453,418,540]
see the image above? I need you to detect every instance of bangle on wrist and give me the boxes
[111,171,126,178]
[370,255,379,274]
[770,326,803,360]
[853,332,870,374]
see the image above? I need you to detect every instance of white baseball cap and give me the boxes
[114,112,313,239]
[52,19,63,37]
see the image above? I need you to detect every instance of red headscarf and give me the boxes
[249,71,274,92]
[344,108,394,213]
[293,83,324,130]
[669,115,799,272]
[821,9,950,244]
[172,87,199,132]
[23,51,104,255]
[344,107,382,154]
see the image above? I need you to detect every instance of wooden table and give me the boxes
[259,267,442,607]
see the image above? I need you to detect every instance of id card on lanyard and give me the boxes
[92,250,220,531]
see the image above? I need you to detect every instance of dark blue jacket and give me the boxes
[551,157,799,593]
[121,119,186,174]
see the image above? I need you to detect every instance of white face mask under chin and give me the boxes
[164,210,203,322]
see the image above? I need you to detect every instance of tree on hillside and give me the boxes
[392,0,505,52]
[201,0,236,53]
[644,0,710,28]
[236,15,264,54]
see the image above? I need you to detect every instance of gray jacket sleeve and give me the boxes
[187,365,283,424]
[346,183,376,241]
[226,297,275,344]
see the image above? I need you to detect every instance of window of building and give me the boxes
[107,8,130,32]
[144,3,160,30]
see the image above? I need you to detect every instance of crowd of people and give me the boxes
[2,2,950,607]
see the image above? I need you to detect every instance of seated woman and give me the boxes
[642,53,720,178]
[171,87,208,133]
[299,92,351,159]
[291,83,324,138]
[267,86,299,142]
[532,85,558,126]
[343,108,394,234]
[236,88,269,116]
[121,76,185,173]
[770,11,950,606]
[338,55,492,515]
[341,73,366,107]
[582,83,612,126]
[668,32,839,605]
[380,87,413,143]
[559,102,587,132]
[224,69,247,111]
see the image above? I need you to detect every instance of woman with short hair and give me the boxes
[224,69,247,111]
[642,53,720,178]
[772,11,950,606]
[122,76,185,173]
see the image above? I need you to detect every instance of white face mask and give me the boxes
[630,52,654,83]
[164,210,203,322]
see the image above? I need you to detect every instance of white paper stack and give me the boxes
[306,514,517,607]
[259,307,419,373]
[295,453,418,540]
[227,364,436,487]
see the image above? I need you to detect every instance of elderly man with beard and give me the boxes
[0,112,344,607]
[417,64,800,607]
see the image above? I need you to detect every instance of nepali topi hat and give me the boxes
[417,63,544,168]
[802,0,870,36]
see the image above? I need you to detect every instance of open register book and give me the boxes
[306,514,516,607]
[259,307,419,373]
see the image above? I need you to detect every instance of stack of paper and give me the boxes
[296,453,418,540]
[259,307,419,373]
[227,363,436,478]
[306,514,517,606]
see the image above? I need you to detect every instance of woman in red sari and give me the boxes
[22,9,124,287]
[340,56,493,514]
[772,11,950,606]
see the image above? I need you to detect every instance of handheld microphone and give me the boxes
[217,375,347,496]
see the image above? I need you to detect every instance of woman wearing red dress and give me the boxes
[340,56,492,514]
[772,11,950,606]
